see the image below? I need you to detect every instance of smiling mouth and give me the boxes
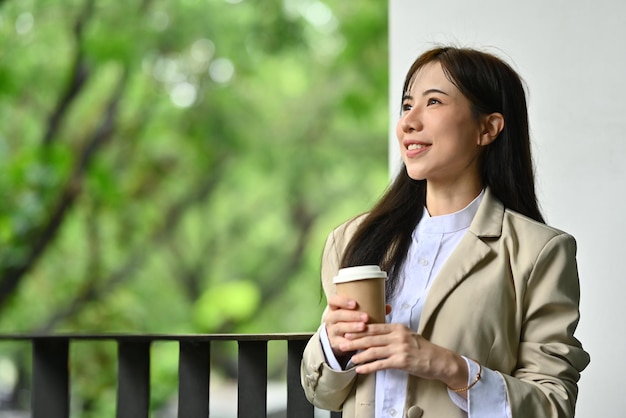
[407,144,429,150]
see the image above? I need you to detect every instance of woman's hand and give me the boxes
[341,323,468,391]
[324,294,369,361]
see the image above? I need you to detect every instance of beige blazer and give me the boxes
[301,188,590,418]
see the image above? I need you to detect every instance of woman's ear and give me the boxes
[478,113,504,146]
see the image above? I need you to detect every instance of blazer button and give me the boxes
[407,405,423,418]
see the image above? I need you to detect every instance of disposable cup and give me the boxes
[333,265,387,323]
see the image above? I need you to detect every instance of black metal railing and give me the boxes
[0,333,342,418]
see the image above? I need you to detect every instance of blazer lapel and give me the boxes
[417,188,504,334]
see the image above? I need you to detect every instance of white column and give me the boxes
[389,1,626,416]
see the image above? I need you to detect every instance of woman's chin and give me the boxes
[405,168,426,181]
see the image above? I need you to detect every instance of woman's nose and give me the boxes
[401,108,422,132]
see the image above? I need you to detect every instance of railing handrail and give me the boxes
[0,331,314,341]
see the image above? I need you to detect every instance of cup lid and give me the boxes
[333,265,387,283]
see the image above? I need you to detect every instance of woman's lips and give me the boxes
[405,142,430,157]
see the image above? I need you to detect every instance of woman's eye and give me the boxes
[427,98,441,106]
[402,103,412,112]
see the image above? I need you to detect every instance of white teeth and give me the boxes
[407,144,426,150]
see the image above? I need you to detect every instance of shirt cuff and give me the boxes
[319,324,345,370]
[448,357,511,418]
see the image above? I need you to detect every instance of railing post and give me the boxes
[178,341,210,418]
[237,340,267,418]
[287,339,314,418]
[32,338,69,418]
[116,340,151,418]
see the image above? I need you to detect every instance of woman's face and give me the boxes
[396,61,486,189]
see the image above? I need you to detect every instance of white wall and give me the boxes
[389,1,626,416]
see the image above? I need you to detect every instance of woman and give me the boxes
[300,46,590,418]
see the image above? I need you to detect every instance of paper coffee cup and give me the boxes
[333,265,387,323]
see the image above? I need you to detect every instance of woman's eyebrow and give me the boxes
[403,88,449,102]
[422,88,449,96]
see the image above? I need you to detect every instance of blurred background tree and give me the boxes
[0,0,388,415]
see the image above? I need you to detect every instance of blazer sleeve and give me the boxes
[300,226,359,411]
[501,232,590,417]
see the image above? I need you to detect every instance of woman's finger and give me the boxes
[327,294,358,310]
[328,321,367,338]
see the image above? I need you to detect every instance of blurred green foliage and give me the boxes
[0,0,388,415]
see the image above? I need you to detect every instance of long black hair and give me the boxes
[340,46,544,297]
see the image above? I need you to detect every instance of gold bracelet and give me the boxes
[449,359,482,393]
